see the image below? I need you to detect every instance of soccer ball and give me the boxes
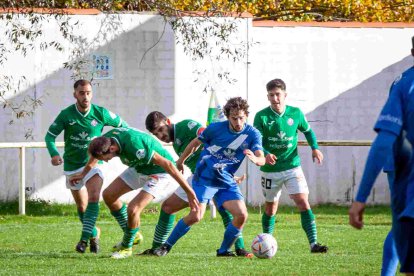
[251,233,277,259]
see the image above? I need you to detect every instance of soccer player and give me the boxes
[153,97,265,257]
[142,111,253,257]
[70,127,199,259]
[349,36,414,275]
[45,79,128,253]
[253,78,328,253]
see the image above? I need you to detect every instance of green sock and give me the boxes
[301,209,317,245]
[111,203,128,232]
[218,208,245,250]
[122,227,139,248]
[77,209,84,223]
[262,213,276,235]
[78,209,99,239]
[80,202,100,241]
[152,210,176,249]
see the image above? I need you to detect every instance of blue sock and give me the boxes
[381,231,399,276]
[218,223,241,254]
[165,219,191,248]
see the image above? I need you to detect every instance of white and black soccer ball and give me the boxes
[251,233,278,259]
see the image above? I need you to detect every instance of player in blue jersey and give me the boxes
[153,97,266,257]
[349,36,414,275]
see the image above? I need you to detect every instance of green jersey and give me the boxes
[173,120,204,173]
[254,105,318,172]
[104,127,175,175]
[45,104,128,171]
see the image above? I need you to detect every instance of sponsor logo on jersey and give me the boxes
[378,114,403,126]
[175,138,182,146]
[91,119,98,127]
[136,149,146,159]
[223,148,236,159]
[187,121,197,130]
[69,121,76,126]
[108,110,117,119]
[79,132,89,139]
[267,121,275,126]
[213,163,227,170]
[277,131,286,139]
[287,118,294,126]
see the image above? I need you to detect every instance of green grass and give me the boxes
[0,201,393,275]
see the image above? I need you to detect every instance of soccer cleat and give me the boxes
[76,240,88,253]
[153,244,171,257]
[89,227,101,253]
[235,248,254,258]
[216,249,237,257]
[112,241,124,252]
[133,231,144,245]
[310,243,328,253]
[139,248,156,256]
[111,247,133,259]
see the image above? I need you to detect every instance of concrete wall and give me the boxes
[0,14,412,205]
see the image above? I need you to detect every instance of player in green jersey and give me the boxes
[253,78,328,253]
[70,127,199,259]
[141,111,253,257]
[45,79,128,254]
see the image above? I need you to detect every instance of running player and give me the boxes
[70,127,199,259]
[253,78,328,253]
[45,79,128,253]
[141,111,253,257]
[153,97,265,257]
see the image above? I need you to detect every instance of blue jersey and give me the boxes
[374,67,414,219]
[193,121,263,188]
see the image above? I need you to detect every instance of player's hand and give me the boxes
[176,159,185,174]
[234,174,246,185]
[51,155,63,166]
[265,154,277,165]
[243,149,256,162]
[312,149,323,164]
[349,201,366,229]
[186,192,200,212]
[69,173,84,186]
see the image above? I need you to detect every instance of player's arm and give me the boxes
[244,149,266,166]
[102,108,129,128]
[151,152,199,211]
[69,156,99,185]
[45,114,64,166]
[176,137,203,173]
[349,130,397,229]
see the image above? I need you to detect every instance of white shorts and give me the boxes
[64,166,104,191]
[119,167,179,201]
[173,175,194,202]
[261,166,309,202]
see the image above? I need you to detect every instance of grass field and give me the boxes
[0,201,393,275]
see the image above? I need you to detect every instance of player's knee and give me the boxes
[127,204,143,218]
[234,212,248,227]
[102,189,114,205]
[161,201,175,215]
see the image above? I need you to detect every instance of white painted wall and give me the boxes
[0,14,412,206]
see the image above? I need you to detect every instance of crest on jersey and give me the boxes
[187,121,197,130]
[175,138,182,146]
[91,119,98,127]
[242,141,249,150]
[287,118,294,126]
[136,149,146,159]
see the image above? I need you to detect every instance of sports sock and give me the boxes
[152,210,176,249]
[218,223,241,254]
[121,227,139,248]
[218,207,245,250]
[262,213,276,234]
[165,219,191,248]
[381,231,399,276]
[111,203,128,232]
[80,202,100,241]
[301,209,317,245]
[77,209,99,239]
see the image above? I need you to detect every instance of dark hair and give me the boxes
[145,111,167,132]
[74,79,92,89]
[88,136,112,158]
[266,79,286,92]
[223,97,249,117]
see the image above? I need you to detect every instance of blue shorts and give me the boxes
[192,183,244,208]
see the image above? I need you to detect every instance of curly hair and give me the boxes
[88,136,112,158]
[223,97,249,117]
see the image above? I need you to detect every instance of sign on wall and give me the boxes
[92,54,113,79]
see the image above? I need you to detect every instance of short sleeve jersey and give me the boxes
[194,121,263,188]
[254,105,311,172]
[104,128,175,175]
[47,104,126,171]
[374,67,414,219]
[173,120,204,173]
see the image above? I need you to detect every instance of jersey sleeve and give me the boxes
[45,112,65,157]
[198,123,214,144]
[297,110,319,149]
[374,83,403,136]
[129,138,153,165]
[102,108,129,128]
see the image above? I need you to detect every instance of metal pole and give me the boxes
[19,146,26,215]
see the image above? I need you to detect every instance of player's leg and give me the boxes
[261,172,283,235]
[70,188,89,253]
[381,230,399,276]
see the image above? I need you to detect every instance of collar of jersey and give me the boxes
[75,103,91,117]
[228,123,246,134]
[269,105,285,117]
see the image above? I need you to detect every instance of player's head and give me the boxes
[266,78,287,114]
[145,111,173,143]
[88,136,117,162]
[224,97,249,132]
[73,79,93,111]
